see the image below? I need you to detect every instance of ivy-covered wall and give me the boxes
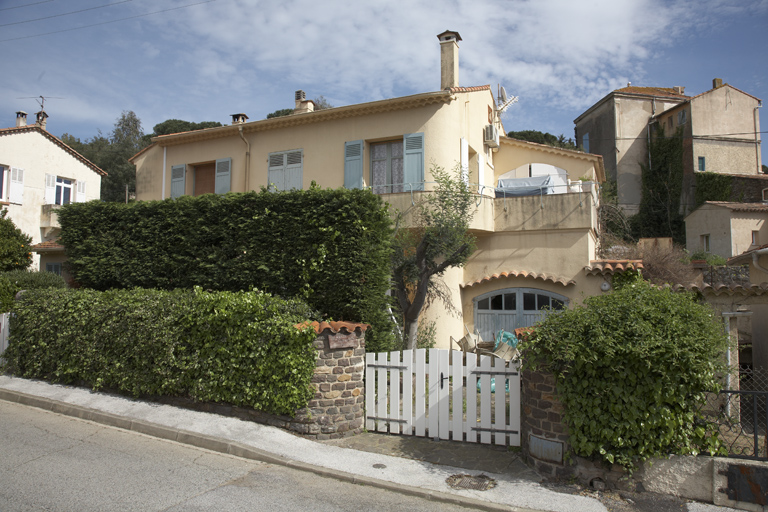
[58,187,395,352]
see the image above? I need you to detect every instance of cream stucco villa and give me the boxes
[132,31,631,348]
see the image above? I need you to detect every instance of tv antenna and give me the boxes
[496,85,518,117]
[17,95,63,111]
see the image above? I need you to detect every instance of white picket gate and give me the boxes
[365,348,520,446]
[0,312,10,363]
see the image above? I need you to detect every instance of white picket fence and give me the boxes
[365,348,520,446]
[0,312,10,363]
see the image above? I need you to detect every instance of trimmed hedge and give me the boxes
[58,187,395,351]
[2,287,318,415]
[0,270,67,312]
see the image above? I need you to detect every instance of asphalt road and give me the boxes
[0,400,476,511]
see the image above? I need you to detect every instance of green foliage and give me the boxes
[313,96,334,110]
[0,270,67,313]
[3,287,318,415]
[416,320,437,349]
[392,165,476,349]
[506,130,579,150]
[266,109,294,119]
[520,274,729,470]
[694,172,732,207]
[631,127,685,244]
[688,250,727,266]
[148,119,222,138]
[0,209,32,271]
[57,187,396,352]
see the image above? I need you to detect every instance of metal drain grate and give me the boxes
[446,474,497,491]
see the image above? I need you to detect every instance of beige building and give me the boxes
[133,31,623,348]
[0,111,105,278]
[574,86,688,215]
[575,80,762,216]
[685,202,768,259]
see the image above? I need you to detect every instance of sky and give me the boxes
[1,0,766,145]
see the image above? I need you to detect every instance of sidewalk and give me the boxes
[0,375,736,512]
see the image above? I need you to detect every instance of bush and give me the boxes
[0,270,67,312]
[0,209,32,271]
[57,187,395,352]
[2,287,318,415]
[520,274,729,470]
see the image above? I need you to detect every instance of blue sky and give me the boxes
[1,0,766,150]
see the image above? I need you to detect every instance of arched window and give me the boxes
[473,288,568,342]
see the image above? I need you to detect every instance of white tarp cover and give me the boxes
[495,175,553,197]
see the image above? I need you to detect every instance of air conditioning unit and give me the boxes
[484,124,499,148]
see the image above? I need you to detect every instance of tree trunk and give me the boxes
[404,317,419,350]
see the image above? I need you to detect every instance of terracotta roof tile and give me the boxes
[669,282,768,296]
[296,320,370,334]
[614,86,689,99]
[30,239,65,252]
[584,260,644,276]
[0,125,106,176]
[461,269,576,288]
[701,201,768,213]
[447,85,491,93]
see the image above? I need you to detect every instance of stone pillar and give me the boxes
[290,321,367,439]
[521,367,577,479]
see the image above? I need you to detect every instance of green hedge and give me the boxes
[2,287,318,415]
[0,270,67,312]
[58,187,395,351]
[520,274,729,470]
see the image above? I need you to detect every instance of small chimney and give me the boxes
[35,110,48,130]
[673,86,685,95]
[437,30,462,90]
[713,78,723,89]
[231,113,249,125]
[293,90,315,114]
[15,111,27,127]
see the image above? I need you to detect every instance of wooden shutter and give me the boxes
[170,164,185,198]
[403,133,424,191]
[215,158,231,194]
[9,168,24,204]
[45,174,56,204]
[284,151,303,190]
[344,140,364,189]
[477,153,485,193]
[76,180,87,203]
[268,153,285,191]
[460,137,469,185]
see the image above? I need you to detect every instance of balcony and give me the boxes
[40,204,62,237]
[378,181,599,234]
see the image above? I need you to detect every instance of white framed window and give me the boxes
[0,166,7,202]
[45,174,85,204]
[473,287,567,342]
[268,150,303,191]
[55,177,73,205]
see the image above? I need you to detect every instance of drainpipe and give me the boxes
[755,101,762,174]
[239,126,251,191]
[751,247,768,274]
[162,146,167,199]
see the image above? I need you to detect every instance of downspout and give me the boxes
[751,247,768,274]
[755,101,762,174]
[162,146,167,199]
[239,126,251,191]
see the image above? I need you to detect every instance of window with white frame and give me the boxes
[56,177,73,205]
[2,167,24,204]
[45,174,86,204]
[0,166,6,202]
[474,288,567,342]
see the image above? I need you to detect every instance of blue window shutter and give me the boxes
[344,140,364,189]
[403,132,424,191]
[268,152,285,191]
[284,150,303,190]
[170,164,185,198]
[215,158,231,194]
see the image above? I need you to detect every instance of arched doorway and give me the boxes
[473,288,567,341]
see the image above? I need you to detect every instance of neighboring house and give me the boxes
[0,111,105,279]
[685,202,768,258]
[132,31,627,348]
[574,85,688,215]
[574,80,762,216]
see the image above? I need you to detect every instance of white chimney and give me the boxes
[231,113,249,125]
[437,30,462,90]
[294,90,315,114]
[35,110,48,130]
[15,111,27,127]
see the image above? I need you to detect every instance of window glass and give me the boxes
[490,295,503,310]
[55,177,72,205]
[371,140,404,194]
[478,298,489,310]
[537,294,550,310]
[552,298,565,310]
[503,293,516,310]
[523,292,536,311]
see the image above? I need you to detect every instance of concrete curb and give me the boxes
[0,387,540,512]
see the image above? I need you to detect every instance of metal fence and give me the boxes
[699,366,768,460]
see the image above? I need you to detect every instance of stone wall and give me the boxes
[162,320,367,440]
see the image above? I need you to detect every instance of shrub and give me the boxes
[0,270,67,312]
[0,209,32,271]
[520,273,729,470]
[2,287,318,415]
[57,187,395,352]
